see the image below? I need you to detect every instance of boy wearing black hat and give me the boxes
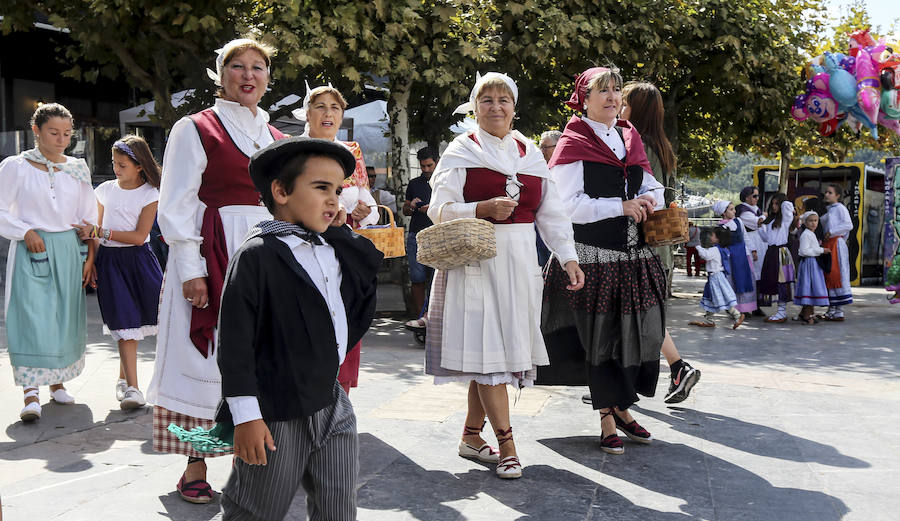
[216,137,382,520]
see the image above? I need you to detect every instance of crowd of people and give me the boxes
[0,36,857,520]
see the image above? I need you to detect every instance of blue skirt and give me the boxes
[701,272,737,312]
[795,257,829,306]
[95,244,163,331]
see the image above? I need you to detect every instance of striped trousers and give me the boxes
[221,382,358,520]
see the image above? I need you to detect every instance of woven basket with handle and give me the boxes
[355,205,406,258]
[416,216,497,271]
[642,207,689,247]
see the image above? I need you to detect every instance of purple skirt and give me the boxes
[95,244,163,331]
[795,257,829,306]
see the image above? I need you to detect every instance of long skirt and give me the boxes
[759,244,794,302]
[541,224,665,410]
[701,272,737,312]
[795,257,829,306]
[95,244,163,341]
[5,230,87,387]
[725,238,757,313]
[824,237,853,306]
[424,223,547,388]
[147,204,270,456]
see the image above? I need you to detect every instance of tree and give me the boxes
[485,0,825,181]
[0,1,264,129]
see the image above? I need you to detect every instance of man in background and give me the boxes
[402,147,438,327]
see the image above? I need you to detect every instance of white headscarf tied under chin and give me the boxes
[453,72,519,115]
[800,210,818,223]
[205,38,270,87]
[292,80,335,134]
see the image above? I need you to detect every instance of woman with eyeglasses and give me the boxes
[736,186,767,315]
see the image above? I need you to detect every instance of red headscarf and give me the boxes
[565,67,610,110]
[548,115,652,175]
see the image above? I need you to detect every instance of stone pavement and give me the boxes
[0,273,897,521]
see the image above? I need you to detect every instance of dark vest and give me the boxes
[572,161,646,250]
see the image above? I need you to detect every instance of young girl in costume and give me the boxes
[0,103,97,422]
[689,228,745,329]
[794,211,829,324]
[758,193,795,323]
[78,135,163,409]
[821,184,854,321]
[713,200,758,315]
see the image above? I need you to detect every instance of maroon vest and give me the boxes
[187,109,285,357]
[463,134,542,224]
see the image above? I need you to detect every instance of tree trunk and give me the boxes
[778,142,791,194]
[663,96,680,154]
[387,78,414,314]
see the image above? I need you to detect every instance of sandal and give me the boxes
[493,427,522,478]
[613,410,652,444]
[458,421,499,463]
[599,410,624,454]
[404,318,426,330]
[176,473,214,504]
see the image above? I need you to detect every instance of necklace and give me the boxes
[221,108,266,149]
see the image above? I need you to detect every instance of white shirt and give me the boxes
[799,229,825,257]
[157,99,277,283]
[758,201,794,246]
[696,245,724,273]
[95,180,159,247]
[0,155,98,241]
[339,185,379,227]
[551,117,664,225]
[738,204,761,231]
[822,202,853,240]
[426,128,578,264]
[226,233,347,425]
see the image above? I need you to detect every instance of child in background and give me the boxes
[794,211,829,324]
[758,193,796,323]
[714,200,758,315]
[77,136,163,409]
[689,228,745,329]
[684,221,704,276]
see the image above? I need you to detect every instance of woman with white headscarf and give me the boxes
[146,38,285,504]
[424,72,583,479]
[292,82,376,394]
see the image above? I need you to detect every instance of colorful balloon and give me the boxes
[878,111,900,137]
[791,94,810,121]
[806,92,837,122]
[856,47,882,128]
[825,53,859,106]
[882,88,900,119]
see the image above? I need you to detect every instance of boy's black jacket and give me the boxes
[215,225,383,424]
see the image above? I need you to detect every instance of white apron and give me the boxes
[744,229,766,280]
[439,223,549,374]
[146,204,271,419]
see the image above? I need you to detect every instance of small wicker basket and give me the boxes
[642,207,689,247]
[355,205,406,258]
[416,217,497,270]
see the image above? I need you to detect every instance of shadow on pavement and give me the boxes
[540,435,849,520]
[636,406,869,469]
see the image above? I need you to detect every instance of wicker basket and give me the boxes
[355,205,406,258]
[416,217,496,270]
[642,207,689,247]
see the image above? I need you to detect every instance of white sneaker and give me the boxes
[120,387,146,410]
[20,401,42,422]
[116,379,128,401]
[51,388,75,404]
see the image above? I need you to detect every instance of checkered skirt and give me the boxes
[152,406,231,458]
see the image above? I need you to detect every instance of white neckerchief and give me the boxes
[431,127,549,201]
[21,148,91,186]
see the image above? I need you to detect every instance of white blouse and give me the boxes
[738,204,762,231]
[157,99,278,283]
[551,117,664,225]
[427,129,578,264]
[758,201,794,246]
[798,229,824,257]
[0,155,98,241]
[95,180,159,247]
[822,202,853,240]
[696,245,724,273]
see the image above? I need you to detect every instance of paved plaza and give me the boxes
[0,273,897,520]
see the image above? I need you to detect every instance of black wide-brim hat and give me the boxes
[249,137,356,195]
